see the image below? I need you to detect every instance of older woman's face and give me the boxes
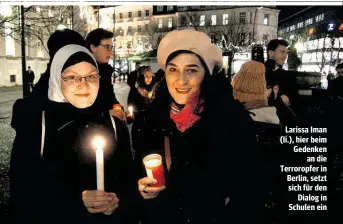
[165,53,205,105]
[61,62,99,109]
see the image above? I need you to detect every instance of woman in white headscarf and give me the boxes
[10,44,140,223]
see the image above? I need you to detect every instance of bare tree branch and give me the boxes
[1,6,87,55]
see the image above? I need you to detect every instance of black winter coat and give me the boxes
[135,75,267,224]
[10,99,141,224]
[128,81,157,152]
[93,63,119,111]
[265,61,299,108]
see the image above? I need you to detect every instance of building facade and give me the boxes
[0,6,49,87]
[0,5,93,86]
[106,5,154,58]
[278,6,343,73]
[110,5,279,56]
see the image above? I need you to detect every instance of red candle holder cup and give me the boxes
[143,154,165,187]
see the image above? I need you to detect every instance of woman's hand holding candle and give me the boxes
[138,177,166,199]
[82,190,119,215]
[110,104,125,121]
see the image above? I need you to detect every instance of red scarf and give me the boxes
[170,91,203,133]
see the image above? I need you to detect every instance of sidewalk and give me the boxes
[0,86,23,119]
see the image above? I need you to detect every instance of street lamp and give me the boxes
[252,6,263,43]
[20,6,29,98]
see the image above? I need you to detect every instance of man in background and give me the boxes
[26,66,35,92]
[265,39,298,110]
[85,28,124,120]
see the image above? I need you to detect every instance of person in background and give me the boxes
[127,65,157,163]
[232,61,280,124]
[128,62,141,89]
[136,29,266,224]
[26,66,35,92]
[328,64,343,97]
[85,28,124,120]
[265,39,298,111]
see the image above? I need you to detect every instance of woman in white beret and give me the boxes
[10,43,140,223]
[135,29,267,224]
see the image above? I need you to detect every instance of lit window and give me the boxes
[157,6,163,12]
[297,22,303,29]
[211,15,216,26]
[168,18,172,28]
[5,22,15,56]
[315,13,324,22]
[167,6,173,11]
[305,18,313,26]
[158,19,163,28]
[200,15,205,26]
[37,42,43,58]
[290,25,296,31]
[128,26,132,34]
[223,14,228,25]
[239,12,246,24]
[263,14,269,25]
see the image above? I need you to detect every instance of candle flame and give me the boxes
[128,105,134,115]
[93,136,105,149]
[143,154,162,168]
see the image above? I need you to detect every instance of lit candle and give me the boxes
[222,56,229,74]
[143,154,165,187]
[128,105,134,117]
[93,136,105,190]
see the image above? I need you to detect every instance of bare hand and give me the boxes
[110,108,126,122]
[82,190,119,215]
[281,95,290,105]
[138,177,166,200]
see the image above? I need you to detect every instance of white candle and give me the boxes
[93,136,105,190]
[96,148,104,190]
[222,56,229,74]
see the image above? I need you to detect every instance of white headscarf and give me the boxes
[48,44,99,103]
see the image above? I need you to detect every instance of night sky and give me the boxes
[276,6,309,21]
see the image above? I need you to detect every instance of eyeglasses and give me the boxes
[61,74,101,85]
[99,44,114,51]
